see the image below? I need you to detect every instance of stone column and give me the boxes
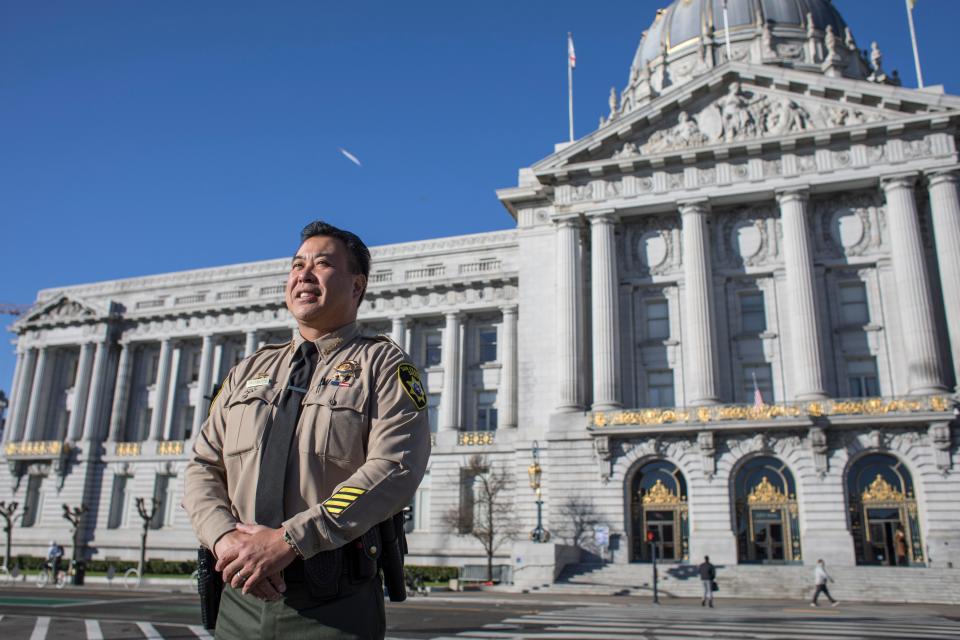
[680,200,720,405]
[439,312,461,432]
[499,305,518,429]
[66,342,94,441]
[556,219,583,411]
[882,175,946,394]
[81,339,110,441]
[162,343,182,440]
[777,188,828,400]
[244,330,258,357]
[23,347,49,441]
[193,334,216,436]
[108,342,134,442]
[149,339,172,441]
[590,213,622,410]
[928,170,960,387]
[4,348,27,443]
[391,316,407,350]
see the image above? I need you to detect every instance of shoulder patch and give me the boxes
[397,363,427,410]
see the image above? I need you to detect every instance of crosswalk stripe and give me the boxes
[189,624,214,639]
[135,622,163,639]
[85,619,103,640]
[29,616,49,640]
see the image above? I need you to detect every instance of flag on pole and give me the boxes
[908,0,917,9]
[752,372,764,410]
[568,33,576,69]
[905,0,924,87]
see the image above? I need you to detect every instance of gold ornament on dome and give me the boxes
[860,474,904,502]
[747,476,788,505]
[642,479,681,505]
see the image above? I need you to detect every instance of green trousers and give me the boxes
[215,578,385,639]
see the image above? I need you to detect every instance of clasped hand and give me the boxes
[214,523,297,601]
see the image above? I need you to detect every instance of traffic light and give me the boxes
[646,529,657,542]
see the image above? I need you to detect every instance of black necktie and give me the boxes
[255,340,318,527]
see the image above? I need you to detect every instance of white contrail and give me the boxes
[338,147,362,167]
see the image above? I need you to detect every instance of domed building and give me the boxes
[3,0,959,601]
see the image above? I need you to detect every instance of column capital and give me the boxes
[499,303,519,315]
[555,216,582,229]
[775,187,810,205]
[587,209,617,224]
[444,310,463,321]
[927,168,960,188]
[881,172,920,192]
[678,198,710,215]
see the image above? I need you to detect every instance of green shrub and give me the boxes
[404,565,457,582]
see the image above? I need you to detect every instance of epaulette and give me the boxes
[368,334,404,351]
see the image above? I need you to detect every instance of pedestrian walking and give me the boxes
[698,556,716,607]
[811,559,839,607]
[895,526,908,566]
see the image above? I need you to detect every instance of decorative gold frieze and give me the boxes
[458,432,495,446]
[158,440,184,456]
[592,395,952,428]
[4,441,64,457]
[747,476,788,505]
[642,479,681,505]
[861,474,904,503]
[115,442,141,457]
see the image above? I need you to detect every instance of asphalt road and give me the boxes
[0,585,957,639]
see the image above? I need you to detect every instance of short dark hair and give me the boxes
[299,220,371,304]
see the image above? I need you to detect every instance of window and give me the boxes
[150,475,171,530]
[107,475,128,529]
[424,331,442,367]
[458,468,478,534]
[478,327,497,363]
[740,291,766,334]
[839,282,870,326]
[180,406,195,440]
[476,391,498,431]
[427,394,440,434]
[847,358,880,397]
[645,299,669,340]
[741,364,774,404]
[406,472,431,534]
[646,370,675,408]
[188,350,202,383]
[146,352,160,386]
[22,475,42,528]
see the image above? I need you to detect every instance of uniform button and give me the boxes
[369,545,377,555]
[329,399,337,406]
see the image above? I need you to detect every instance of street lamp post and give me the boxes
[527,441,549,543]
[647,529,660,605]
[0,501,20,570]
[62,503,88,585]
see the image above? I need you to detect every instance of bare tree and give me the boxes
[558,495,600,549]
[445,455,519,582]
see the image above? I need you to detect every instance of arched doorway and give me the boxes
[733,456,802,563]
[629,460,689,562]
[847,453,923,566]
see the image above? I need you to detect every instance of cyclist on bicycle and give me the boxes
[45,541,64,579]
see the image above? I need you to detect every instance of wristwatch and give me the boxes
[282,528,303,558]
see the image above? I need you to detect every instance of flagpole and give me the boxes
[905,0,924,88]
[722,0,733,63]
[567,32,575,142]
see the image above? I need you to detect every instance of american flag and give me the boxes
[752,372,764,409]
[568,33,576,69]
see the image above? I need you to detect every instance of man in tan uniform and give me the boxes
[184,221,431,638]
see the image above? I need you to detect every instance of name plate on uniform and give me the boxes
[245,375,272,389]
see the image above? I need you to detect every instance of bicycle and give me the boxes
[36,563,68,589]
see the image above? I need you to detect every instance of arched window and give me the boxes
[629,460,688,562]
[847,453,923,566]
[733,456,801,564]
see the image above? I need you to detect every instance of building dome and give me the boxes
[607,0,887,122]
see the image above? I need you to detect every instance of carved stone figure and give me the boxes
[608,86,618,118]
[761,18,776,59]
[844,26,857,51]
[824,25,840,61]
[806,12,815,40]
[642,110,707,153]
[767,98,810,135]
[717,82,756,142]
[613,141,640,159]
[868,41,887,82]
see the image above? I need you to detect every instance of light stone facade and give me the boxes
[3,0,960,600]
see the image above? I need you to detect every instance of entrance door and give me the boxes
[645,510,676,560]
[751,510,785,562]
[865,508,901,566]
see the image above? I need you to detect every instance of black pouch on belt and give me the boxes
[302,548,342,600]
[348,527,382,583]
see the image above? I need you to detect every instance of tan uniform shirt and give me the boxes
[183,321,431,559]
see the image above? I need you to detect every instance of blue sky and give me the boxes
[1,0,958,394]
